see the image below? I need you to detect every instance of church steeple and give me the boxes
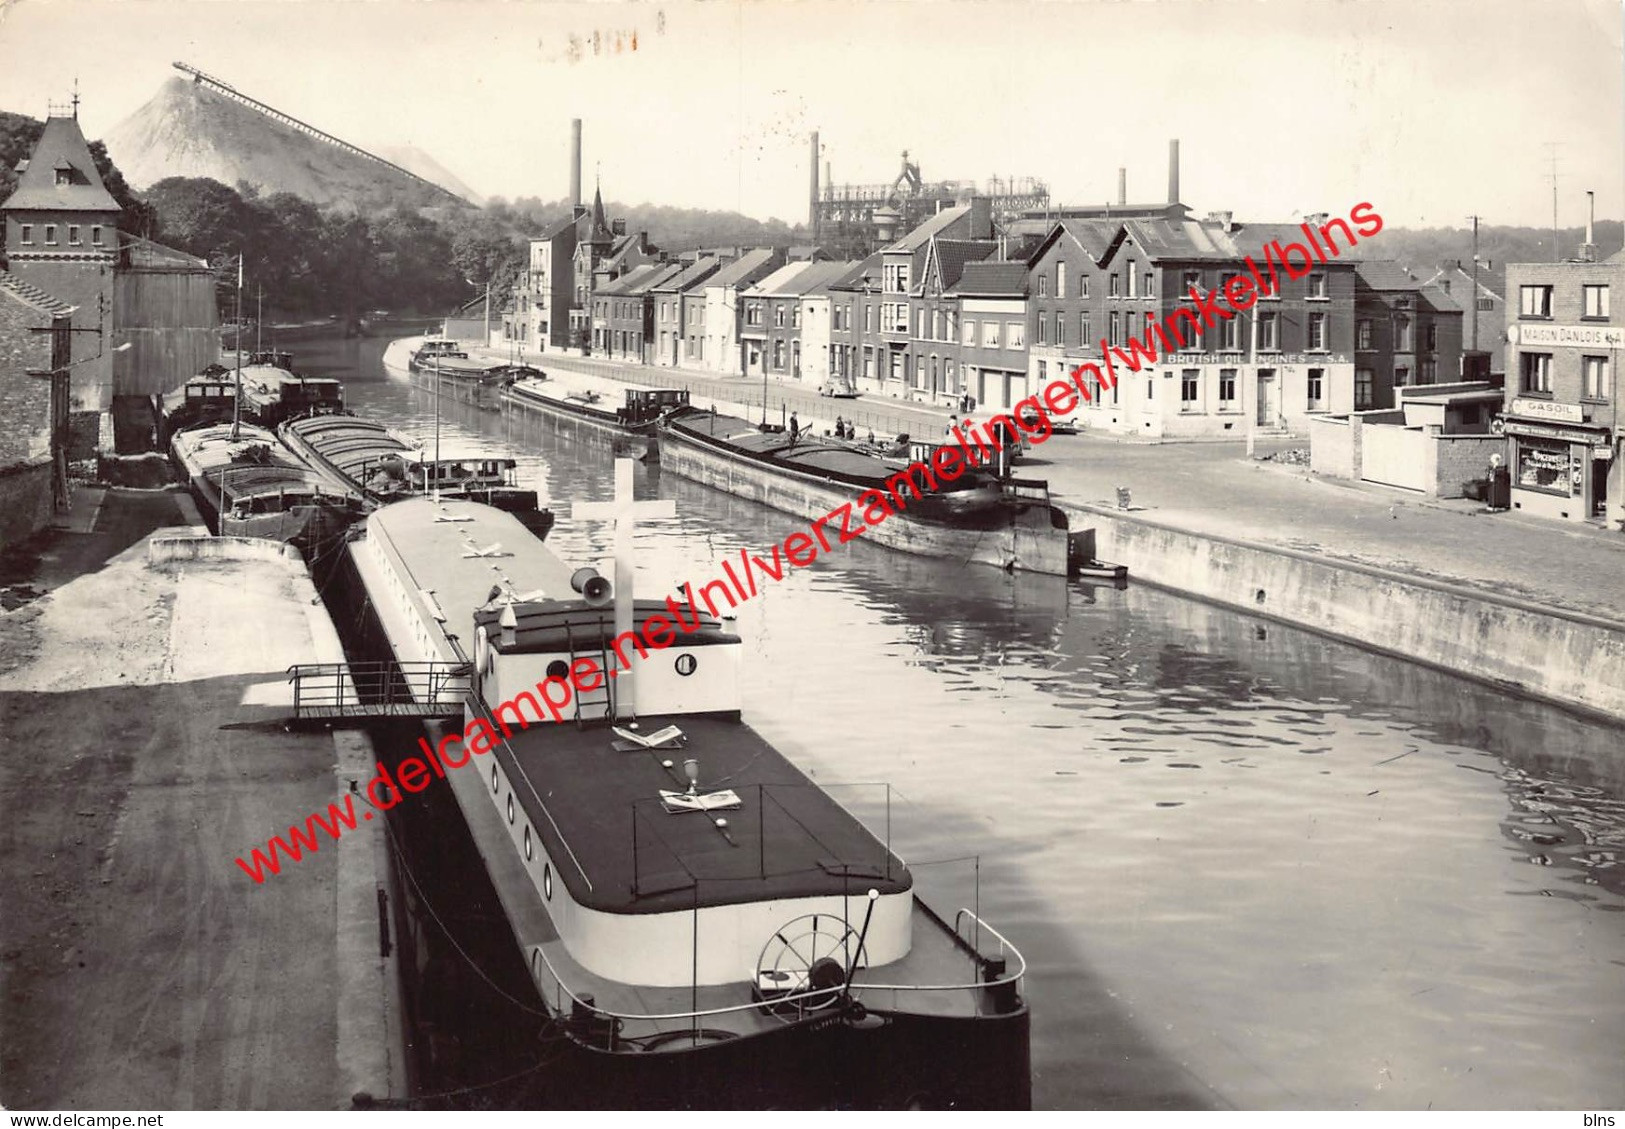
[587,181,613,246]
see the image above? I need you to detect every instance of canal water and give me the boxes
[305,332,1625,1110]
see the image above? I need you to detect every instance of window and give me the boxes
[1357,319,1373,350]
[1182,270,1201,297]
[1109,273,1120,298]
[1080,312,1091,345]
[1006,322,1025,349]
[1220,316,1240,351]
[963,318,976,346]
[774,305,784,327]
[1054,311,1065,348]
[1308,272,1327,299]
[44,224,57,245]
[1308,312,1327,351]
[1420,359,1437,383]
[792,305,801,328]
[1355,368,1374,410]
[1219,368,1237,407]
[1180,369,1200,410]
[1395,366,1410,387]
[773,340,784,369]
[1108,312,1121,347]
[1057,262,1067,298]
[1142,268,1154,298]
[19,224,31,244]
[1583,355,1612,399]
[945,311,957,342]
[1520,352,1552,393]
[865,305,874,333]
[1038,275,1049,298]
[1307,368,1325,409]
[1584,285,1610,319]
[1394,315,1413,352]
[917,308,926,338]
[55,168,72,186]
[1079,275,1089,299]
[1127,261,1138,297]
[67,225,81,246]
[1258,311,1279,350]
[1425,323,1437,351]
[983,321,1000,348]
[1516,438,1570,494]
[1519,285,1553,318]
[1037,314,1049,347]
[1037,360,1047,383]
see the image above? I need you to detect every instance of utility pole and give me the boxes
[231,254,244,439]
[1545,142,1561,262]
[1468,214,1481,354]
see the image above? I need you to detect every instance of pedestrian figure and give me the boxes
[835,415,845,439]
[946,413,960,439]
[789,411,800,444]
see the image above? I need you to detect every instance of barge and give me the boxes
[170,422,366,552]
[659,406,1072,576]
[278,413,554,537]
[403,339,538,412]
[344,486,1031,1108]
[502,377,689,461]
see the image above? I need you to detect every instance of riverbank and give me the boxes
[0,493,404,1109]
[433,340,1625,720]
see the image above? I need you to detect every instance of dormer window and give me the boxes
[55,169,72,186]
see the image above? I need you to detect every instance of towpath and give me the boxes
[0,491,399,1109]
[483,347,1625,626]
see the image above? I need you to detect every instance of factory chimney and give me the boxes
[1168,139,1180,205]
[570,119,583,210]
[1581,190,1598,262]
[809,131,821,242]
[1117,168,1126,206]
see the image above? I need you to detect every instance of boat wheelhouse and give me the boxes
[346,486,1030,1107]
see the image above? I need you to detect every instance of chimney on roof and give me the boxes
[1117,168,1126,207]
[1581,190,1598,262]
[570,119,583,209]
[1168,139,1180,205]
[969,196,992,240]
[1206,210,1234,233]
[612,218,626,237]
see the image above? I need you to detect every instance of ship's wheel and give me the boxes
[753,914,863,1020]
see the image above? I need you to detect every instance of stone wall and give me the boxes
[0,460,54,549]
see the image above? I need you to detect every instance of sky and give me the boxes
[0,0,1620,231]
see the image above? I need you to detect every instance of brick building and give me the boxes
[1501,248,1622,524]
[1353,261,1464,410]
[650,256,722,368]
[1419,259,1505,372]
[0,271,74,547]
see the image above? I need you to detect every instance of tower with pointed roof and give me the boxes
[2,112,120,416]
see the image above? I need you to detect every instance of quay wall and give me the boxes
[1074,504,1625,721]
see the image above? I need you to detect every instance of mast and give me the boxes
[231,253,244,439]
[1469,215,1481,356]
[256,285,263,354]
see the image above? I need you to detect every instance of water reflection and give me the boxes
[304,332,1625,1110]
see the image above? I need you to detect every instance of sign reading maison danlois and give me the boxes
[1511,323,1625,349]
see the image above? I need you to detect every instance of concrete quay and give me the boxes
[0,491,403,1109]
[472,345,1625,719]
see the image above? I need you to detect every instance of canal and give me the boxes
[304,330,1625,1110]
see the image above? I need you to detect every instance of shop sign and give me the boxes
[1163,353,1350,365]
[1501,418,1611,447]
[1509,323,1625,349]
[1509,397,1584,423]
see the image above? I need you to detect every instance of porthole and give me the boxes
[545,658,569,682]
[543,862,552,900]
[675,653,697,677]
[491,764,499,794]
[507,793,515,824]
[524,824,533,861]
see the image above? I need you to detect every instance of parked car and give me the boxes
[818,378,859,399]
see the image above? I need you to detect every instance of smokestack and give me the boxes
[570,119,583,209]
[809,131,820,240]
[1168,139,1180,205]
[1582,190,1598,261]
[1117,168,1126,206]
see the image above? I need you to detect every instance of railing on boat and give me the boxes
[286,660,468,720]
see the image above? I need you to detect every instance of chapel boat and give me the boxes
[344,491,1031,1108]
[277,413,554,537]
[502,377,689,461]
[659,406,1072,576]
[169,422,367,551]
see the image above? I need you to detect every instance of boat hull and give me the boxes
[659,425,1070,576]
[502,383,655,461]
[405,363,505,411]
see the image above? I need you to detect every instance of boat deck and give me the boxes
[673,409,910,481]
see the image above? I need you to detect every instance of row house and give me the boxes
[651,256,724,368]
[953,262,1031,411]
[1419,259,1505,372]
[739,260,853,381]
[899,237,998,404]
[592,262,680,363]
[700,248,783,375]
[799,262,864,387]
[1502,248,1623,525]
[827,254,881,391]
[1352,261,1464,411]
[1022,214,1361,438]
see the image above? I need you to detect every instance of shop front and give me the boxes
[1501,414,1612,523]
